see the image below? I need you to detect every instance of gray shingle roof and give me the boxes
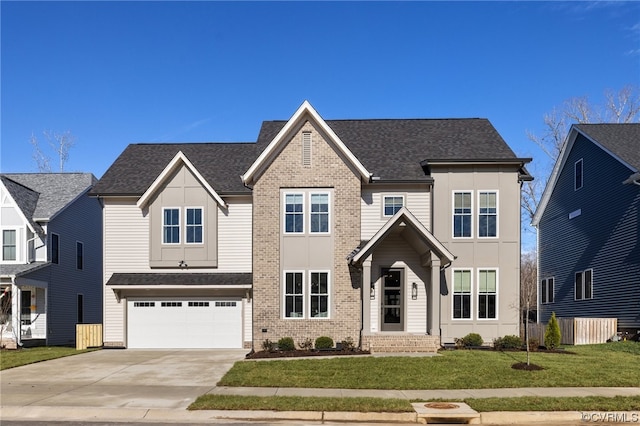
[106,273,253,286]
[0,262,50,278]
[575,123,640,171]
[93,118,527,195]
[1,173,96,221]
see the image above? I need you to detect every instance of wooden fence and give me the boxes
[527,317,617,346]
[76,324,103,350]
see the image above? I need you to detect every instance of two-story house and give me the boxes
[0,173,102,348]
[91,101,531,351]
[533,124,640,334]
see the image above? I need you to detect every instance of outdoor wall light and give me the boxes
[412,282,418,300]
[370,282,375,299]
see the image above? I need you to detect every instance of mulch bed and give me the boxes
[512,362,545,371]
[246,349,371,359]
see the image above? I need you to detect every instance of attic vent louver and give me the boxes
[302,131,312,166]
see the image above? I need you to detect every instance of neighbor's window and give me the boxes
[51,233,59,264]
[285,194,304,233]
[575,159,583,190]
[383,196,404,217]
[310,193,329,233]
[575,269,593,300]
[453,269,472,319]
[310,272,329,318]
[541,277,554,304]
[186,208,203,243]
[478,269,497,319]
[76,241,84,270]
[453,192,472,238]
[77,294,84,324]
[163,208,180,244]
[284,272,304,318]
[478,191,497,237]
[2,230,16,261]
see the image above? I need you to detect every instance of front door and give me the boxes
[381,268,403,331]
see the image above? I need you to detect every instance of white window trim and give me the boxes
[452,191,473,239]
[1,227,21,263]
[309,270,331,319]
[309,192,331,235]
[451,268,473,320]
[76,240,84,270]
[541,276,555,304]
[575,158,583,191]
[477,190,499,239]
[283,270,305,319]
[162,207,181,245]
[283,193,305,234]
[184,206,204,245]
[477,268,499,321]
[382,194,405,218]
[574,268,593,301]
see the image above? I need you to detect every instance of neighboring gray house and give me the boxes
[0,173,102,348]
[533,123,640,333]
[92,101,531,351]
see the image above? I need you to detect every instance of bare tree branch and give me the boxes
[29,133,52,173]
[29,130,76,172]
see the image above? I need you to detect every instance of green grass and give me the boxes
[219,342,640,389]
[189,394,640,412]
[0,346,93,370]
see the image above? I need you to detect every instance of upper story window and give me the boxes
[2,230,16,261]
[575,158,583,190]
[383,195,404,217]
[163,208,180,244]
[310,193,329,233]
[285,194,304,233]
[478,269,497,319]
[541,277,554,304]
[186,208,203,243]
[51,233,59,264]
[452,269,472,319]
[453,192,472,238]
[575,269,593,300]
[76,241,84,270]
[478,191,497,238]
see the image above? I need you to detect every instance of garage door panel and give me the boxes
[127,298,242,349]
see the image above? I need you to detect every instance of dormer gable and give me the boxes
[242,100,371,186]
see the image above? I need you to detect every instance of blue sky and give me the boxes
[2,1,639,182]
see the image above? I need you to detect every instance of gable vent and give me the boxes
[302,132,312,166]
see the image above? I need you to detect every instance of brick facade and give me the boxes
[252,120,362,350]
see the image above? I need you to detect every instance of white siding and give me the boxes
[361,186,430,240]
[218,199,252,272]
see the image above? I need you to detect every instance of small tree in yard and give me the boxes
[544,312,561,349]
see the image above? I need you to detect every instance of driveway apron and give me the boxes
[0,349,246,410]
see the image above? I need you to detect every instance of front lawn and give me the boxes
[218,342,640,389]
[0,347,93,370]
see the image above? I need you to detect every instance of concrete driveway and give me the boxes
[0,349,246,410]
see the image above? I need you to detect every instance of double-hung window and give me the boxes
[541,277,554,304]
[383,196,404,217]
[163,208,180,244]
[51,233,59,264]
[2,230,16,261]
[453,269,472,319]
[285,194,304,233]
[284,272,304,318]
[478,269,497,319]
[310,193,329,233]
[76,241,84,270]
[575,269,593,300]
[478,192,497,237]
[310,272,329,317]
[453,192,472,238]
[186,208,203,243]
[575,159,583,190]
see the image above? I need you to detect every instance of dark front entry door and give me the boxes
[381,268,403,331]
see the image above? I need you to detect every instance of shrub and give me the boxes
[341,336,355,351]
[528,337,540,352]
[544,312,561,349]
[461,333,484,347]
[261,339,275,352]
[298,338,313,351]
[315,336,334,349]
[277,337,296,351]
[493,335,523,350]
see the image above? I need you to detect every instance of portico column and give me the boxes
[429,256,441,336]
[361,256,372,334]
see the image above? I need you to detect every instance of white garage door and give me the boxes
[127,298,242,349]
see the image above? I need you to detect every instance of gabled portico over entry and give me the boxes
[348,208,455,352]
